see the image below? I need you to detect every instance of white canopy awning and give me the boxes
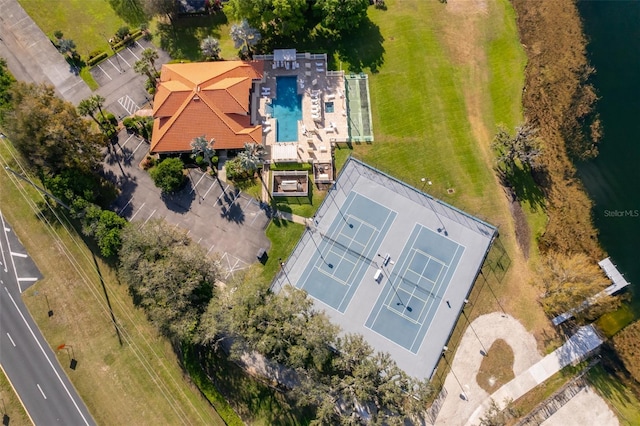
[272,143,299,162]
[273,49,297,62]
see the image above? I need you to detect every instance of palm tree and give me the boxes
[200,36,221,61]
[134,59,157,87]
[238,142,265,174]
[230,20,261,58]
[141,48,159,70]
[190,135,216,167]
[77,97,100,127]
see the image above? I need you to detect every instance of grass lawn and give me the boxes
[587,364,640,425]
[18,0,130,57]
[476,339,516,394]
[0,140,228,425]
[150,14,239,61]
[0,367,31,426]
[261,220,306,283]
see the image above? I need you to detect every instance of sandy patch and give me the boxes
[446,0,488,15]
[540,386,619,426]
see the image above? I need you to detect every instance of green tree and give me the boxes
[229,20,261,58]
[78,94,114,135]
[0,58,15,123]
[134,48,160,89]
[200,36,221,60]
[315,0,369,32]
[77,202,129,257]
[149,157,185,193]
[536,252,620,320]
[479,398,518,426]
[57,38,76,56]
[492,123,541,177]
[116,26,131,41]
[190,135,216,167]
[227,0,306,38]
[141,0,178,24]
[237,142,265,174]
[119,219,220,340]
[3,82,106,177]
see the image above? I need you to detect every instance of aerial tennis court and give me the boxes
[297,192,396,312]
[273,158,496,379]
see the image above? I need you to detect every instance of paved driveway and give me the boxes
[103,130,271,277]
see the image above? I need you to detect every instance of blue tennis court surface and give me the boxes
[272,158,497,379]
[297,192,396,312]
[365,225,464,353]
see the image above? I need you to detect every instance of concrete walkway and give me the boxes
[465,324,603,425]
[0,0,91,104]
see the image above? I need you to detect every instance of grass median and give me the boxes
[0,140,228,425]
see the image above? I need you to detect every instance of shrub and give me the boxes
[123,117,136,131]
[149,158,185,193]
[87,52,108,67]
[141,155,156,170]
[116,26,131,41]
[613,320,640,383]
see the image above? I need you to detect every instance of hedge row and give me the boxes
[86,30,145,68]
[270,162,312,171]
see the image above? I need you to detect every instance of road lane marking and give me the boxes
[17,277,39,282]
[7,333,16,347]
[10,251,27,258]
[37,384,47,399]
[1,211,22,292]
[3,287,90,424]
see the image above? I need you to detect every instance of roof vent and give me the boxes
[193,95,200,101]
[197,85,201,92]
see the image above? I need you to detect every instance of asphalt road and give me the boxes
[0,211,95,425]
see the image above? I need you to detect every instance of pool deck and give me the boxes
[252,53,348,166]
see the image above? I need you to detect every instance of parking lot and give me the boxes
[91,39,171,120]
[103,130,272,278]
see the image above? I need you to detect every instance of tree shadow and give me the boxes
[220,200,245,224]
[156,13,228,60]
[160,180,196,213]
[108,0,148,26]
[500,165,547,213]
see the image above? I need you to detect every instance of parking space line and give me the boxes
[207,244,215,254]
[128,46,140,60]
[243,197,254,209]
[215,184,230,204]
[117,52,130,67]
[190,173,207,193]
[116,134,136,155]
[130,202,146,220]
[107,58,121,73]
[96,64,112,80]
[201,181,217,199]
[250,210,261,226]
[135,40,144,50]
[230,190,241,203]
[125,140,145,161]
[118,197,133,215]
[141,209,157,227]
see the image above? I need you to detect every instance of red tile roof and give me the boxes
[150,61,264,153]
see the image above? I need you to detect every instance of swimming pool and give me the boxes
[272,76,302,142]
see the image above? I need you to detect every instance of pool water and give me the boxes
[272,76,302,142]
[325,101,334,113]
